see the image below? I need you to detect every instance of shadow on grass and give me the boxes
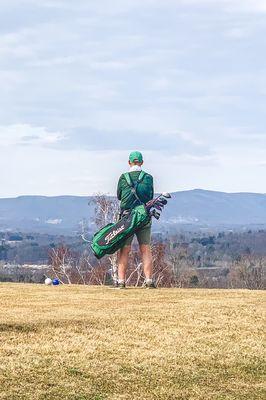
[0,319,102,334]
[0,323,38,333]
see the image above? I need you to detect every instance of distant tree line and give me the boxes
[1,194,265,289]
[47,195,265,290]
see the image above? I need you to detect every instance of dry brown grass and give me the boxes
[0,284,265,400]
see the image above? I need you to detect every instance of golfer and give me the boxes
[116,151,156,289]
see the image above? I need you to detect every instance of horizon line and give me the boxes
[0,188,265,200]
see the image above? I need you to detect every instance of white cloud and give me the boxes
[3,0,266,15]
[226,0,266,13]
[0,124,65,147]
[179,0,266,13]
[0,28,36,59]
[224,27,251,39]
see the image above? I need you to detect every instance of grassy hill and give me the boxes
[0,284,265,400]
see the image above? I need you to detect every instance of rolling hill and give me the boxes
[0,189,265,234]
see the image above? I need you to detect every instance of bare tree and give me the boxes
[126,249,144,286]
[90,193,120,285]
[90,193,119,228]
[152,243,175,287]
[48,245,76,284]
[168,244,195,288]
[81,255,109,285]
[229,256,266,289]
[124,242,174,287]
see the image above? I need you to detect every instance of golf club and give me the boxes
[162,192,171,198]
[158,198,168,205]
[153,204,163,211]
[146,192,171,209]
[153,200,167,208]
[150,209,161,220]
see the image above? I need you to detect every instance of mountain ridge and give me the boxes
[3,187,265,199]
[0,189,265,234]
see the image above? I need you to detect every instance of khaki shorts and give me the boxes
[123,220,152,247]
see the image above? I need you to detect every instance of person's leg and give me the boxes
[118,245,131,281]
[137,222,154,282]
[139,244,153,279]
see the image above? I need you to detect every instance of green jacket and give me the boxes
[117,171,154,211]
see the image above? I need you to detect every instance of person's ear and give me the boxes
[128,161,131,166]
[140,161,143,166]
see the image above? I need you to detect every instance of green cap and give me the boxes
[129,151,143,163]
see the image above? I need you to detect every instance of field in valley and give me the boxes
[0,284,265,400]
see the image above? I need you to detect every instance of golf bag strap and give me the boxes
[123,171,146,186]
[137,170,146,183]
[123,172,133,188]
[123,171,146,205]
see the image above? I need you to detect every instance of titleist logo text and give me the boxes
[105,225,125,244]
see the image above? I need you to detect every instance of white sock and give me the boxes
[118,279,125,284]
[146,278,153,284]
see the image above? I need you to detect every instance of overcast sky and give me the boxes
[0,0,265,197]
